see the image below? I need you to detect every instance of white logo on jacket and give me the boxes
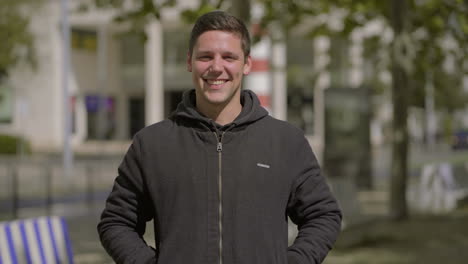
[256,163,270,169]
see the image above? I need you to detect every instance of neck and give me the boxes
[196,98,242,126]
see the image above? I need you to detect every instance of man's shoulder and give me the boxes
[257,116,313,155]
[133,119,175,140]
[146,119,174,130]
[261,115,305,137]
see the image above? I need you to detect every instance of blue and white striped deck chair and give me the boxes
[0,216,74,264]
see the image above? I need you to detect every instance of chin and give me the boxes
[205,96,228,106]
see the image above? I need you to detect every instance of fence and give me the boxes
[0,155,121,220]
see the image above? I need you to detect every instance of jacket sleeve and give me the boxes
[286,136,342,264]
[97,135,156,264]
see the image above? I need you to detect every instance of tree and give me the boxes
[257,0,467,220]
[83,0,468,220]
[312,0,468,220]
[0,0,42,77]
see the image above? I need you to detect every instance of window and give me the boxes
[71,28,97,52]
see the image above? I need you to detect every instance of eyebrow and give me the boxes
[222,52,240,58]
[196,51,241,58]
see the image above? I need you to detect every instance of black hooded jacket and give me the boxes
[98,89,342,264]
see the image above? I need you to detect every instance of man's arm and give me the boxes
[286,136,342,264]
[97,136,156,263]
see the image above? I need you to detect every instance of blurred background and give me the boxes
[0,0,467,263]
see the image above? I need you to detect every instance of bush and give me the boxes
[0,134,31,154]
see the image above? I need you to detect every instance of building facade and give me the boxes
[0,0,411,157]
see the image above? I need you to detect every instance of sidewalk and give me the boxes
[0,200,114,264]
[65,204,113,264]
[1,143,466,263]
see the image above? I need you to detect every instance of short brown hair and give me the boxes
[188,11,251,58]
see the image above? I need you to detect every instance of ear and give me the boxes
[187,52,192,72]
[243,55,252,75]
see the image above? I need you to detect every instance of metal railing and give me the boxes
[0,155,121,220]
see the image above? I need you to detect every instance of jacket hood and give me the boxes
[170,89,268,130]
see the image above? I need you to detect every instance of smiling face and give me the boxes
[187,30,252,111]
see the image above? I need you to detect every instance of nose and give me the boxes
[210,57,223,72]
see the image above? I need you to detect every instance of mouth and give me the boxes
[204,79,228,86]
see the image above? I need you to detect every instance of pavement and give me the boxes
[0,143,466,263]
[4,202,305,264]
[0,200,114,263]
[61,204,113,264]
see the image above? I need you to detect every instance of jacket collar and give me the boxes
[170,89,268,131]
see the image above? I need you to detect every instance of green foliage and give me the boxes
[83,0,468,113]
[79,0,178,41]
[0,134,31,155]
[0,0,42,74]
[94,0,126,8]
[310,0,467,112]
[180,3,219,24]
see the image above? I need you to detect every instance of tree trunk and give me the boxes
[390,0,409,220]
[356,86,373,190]
[230,0,250,23]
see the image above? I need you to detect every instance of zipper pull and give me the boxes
[217,142,222,152]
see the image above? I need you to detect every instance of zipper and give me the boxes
[213,131,225,264]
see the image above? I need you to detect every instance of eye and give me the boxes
[197,55,212,61]
[223,55,237,62]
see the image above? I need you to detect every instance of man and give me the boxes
[98,11,342,264]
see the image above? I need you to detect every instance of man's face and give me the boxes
[187,30,251,108]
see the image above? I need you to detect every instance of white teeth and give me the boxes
[206,80,226,85]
